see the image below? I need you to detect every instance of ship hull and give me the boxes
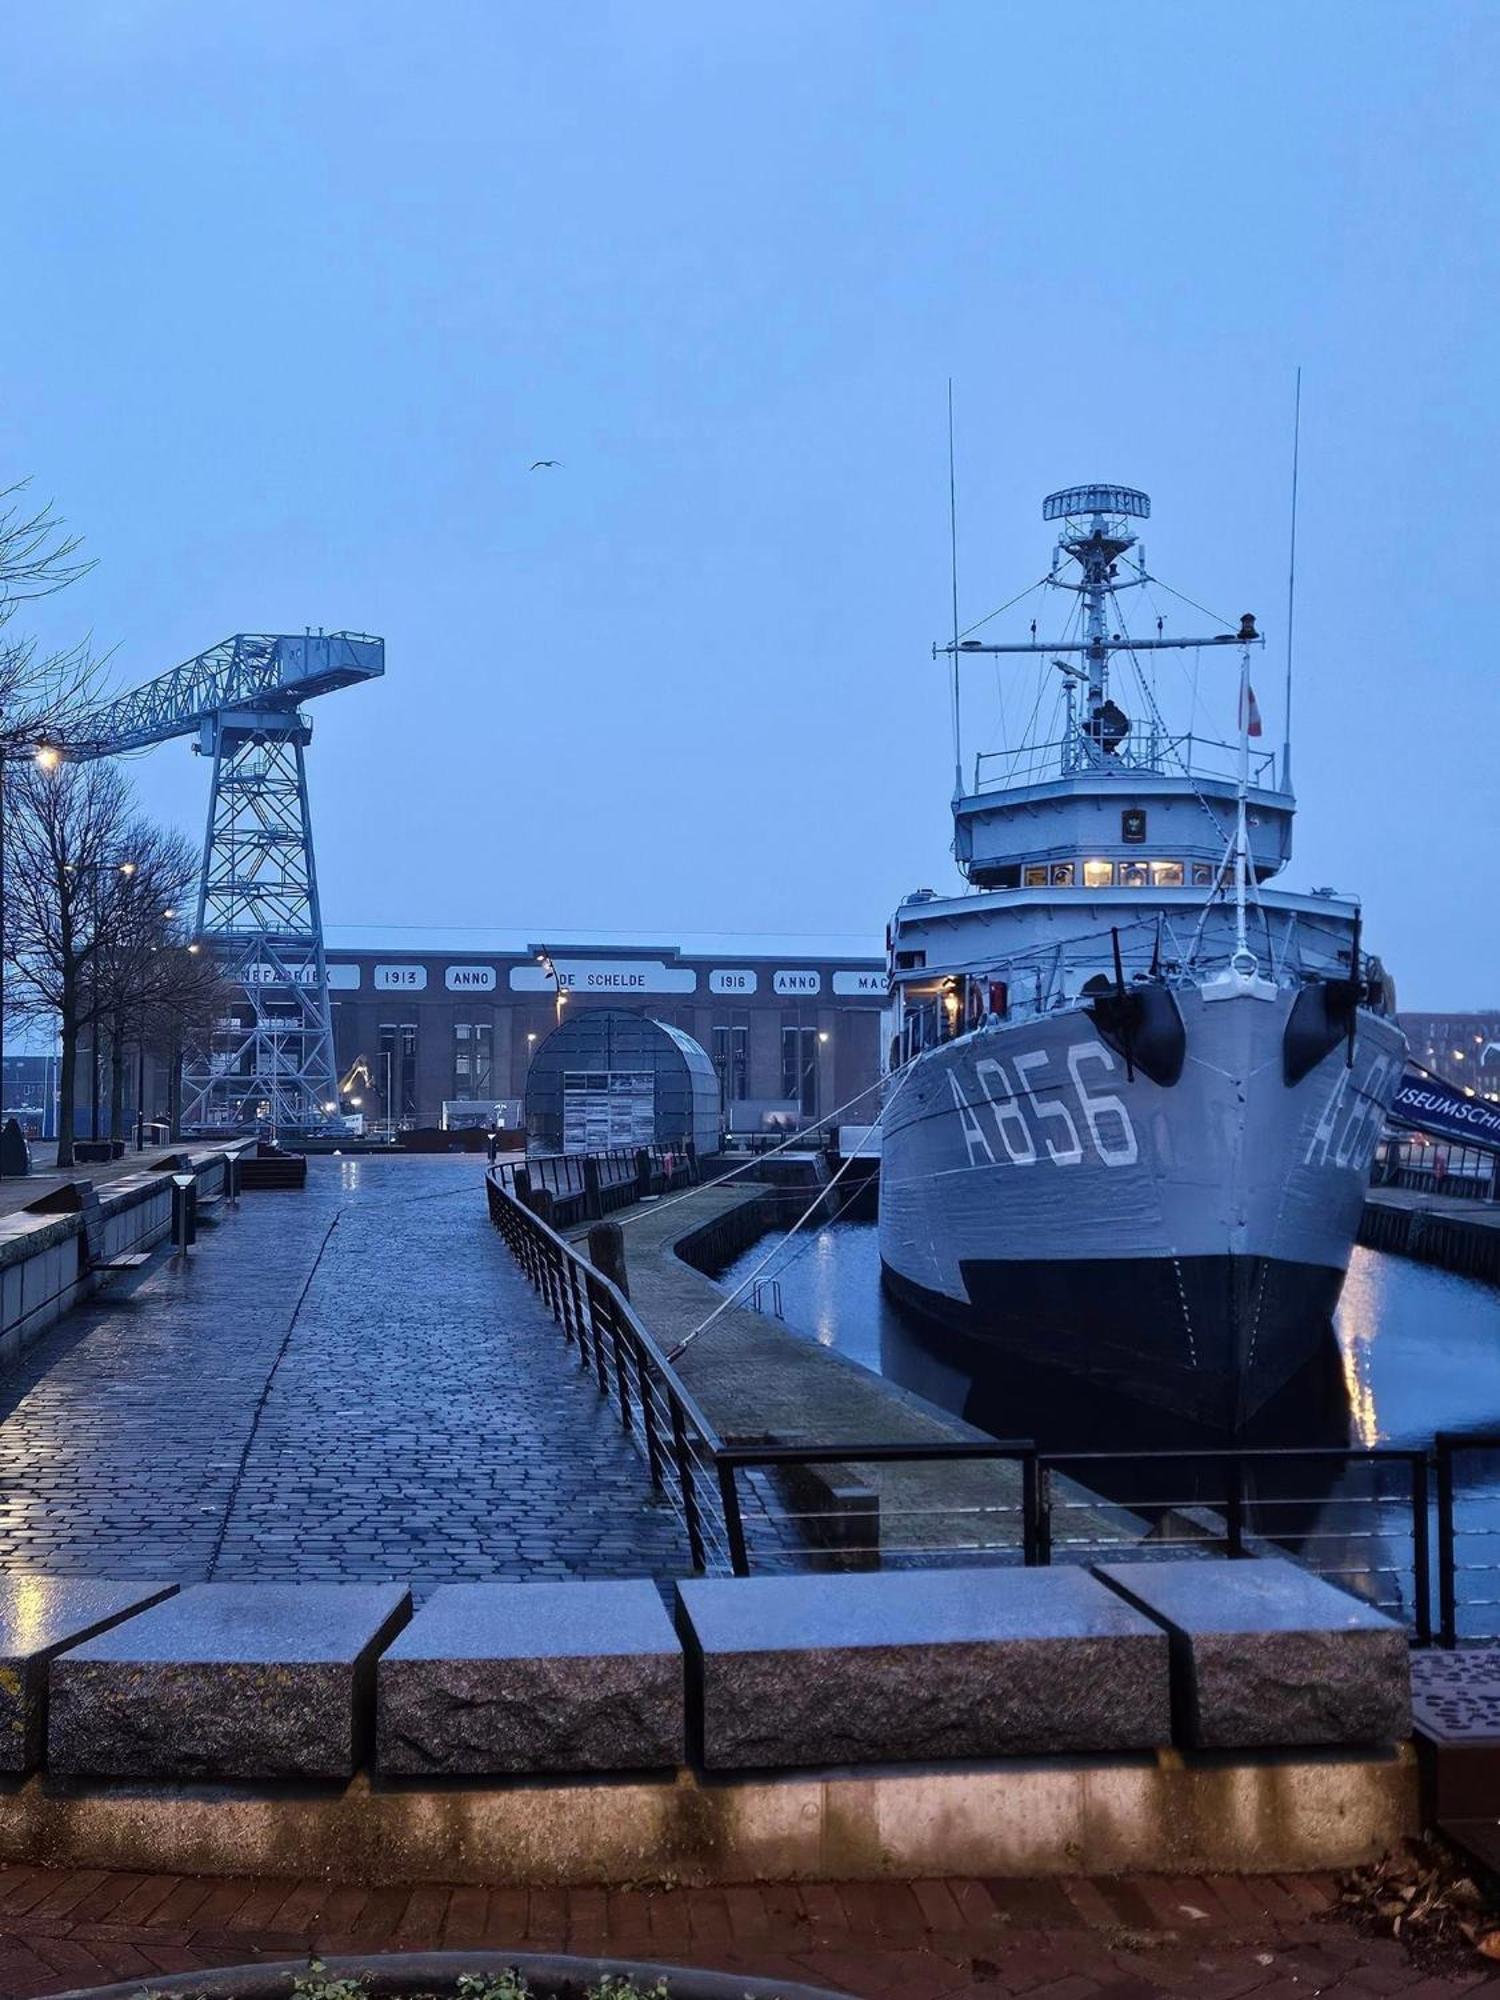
[877,984,1405,1430]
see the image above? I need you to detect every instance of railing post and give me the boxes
[1436,1434,1458,1649]
[1021,1448,1040,1566]
[670,1401,707,1572]
[717,1457,750,1576]
[635,1347,664,1488]
[1225,1455,1246,1557]
[610,1315,634,1436]
[583,1273,610,1392]
[1036,1461,1053,1565]
[1411,1450,1433,1647]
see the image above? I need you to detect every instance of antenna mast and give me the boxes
[947,380,962,797]
[1282,366,1302,791]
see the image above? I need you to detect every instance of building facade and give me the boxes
[1398,1013,1500,1103]
[319,931,888,1136]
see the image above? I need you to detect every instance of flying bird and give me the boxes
[530,459,562,470]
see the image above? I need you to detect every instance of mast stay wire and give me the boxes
[666,1063,917,1360]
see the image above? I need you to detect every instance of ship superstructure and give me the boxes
[879,484,1403,1428]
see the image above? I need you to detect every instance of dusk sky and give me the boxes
[5,3,1495,1007]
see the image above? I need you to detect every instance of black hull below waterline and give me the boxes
[880,1252,1348,1432]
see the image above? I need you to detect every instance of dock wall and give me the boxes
[1359,1195,1500,1285]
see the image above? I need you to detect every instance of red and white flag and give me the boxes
[1239,679,1263,738]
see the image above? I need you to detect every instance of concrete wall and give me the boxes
[0,1151,230,1376]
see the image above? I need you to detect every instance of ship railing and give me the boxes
[972,731,1280,795]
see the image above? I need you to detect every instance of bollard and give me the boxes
[587,1220,630,1300]
[634,1147,653,1200]
[582,1155,603,1222]
[487,1132,498,1166]
[170,1173,197,1254]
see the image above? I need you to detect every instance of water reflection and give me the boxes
[715,1221,1500,1620]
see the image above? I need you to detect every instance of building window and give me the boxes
[1150,860,1185,887]
[379,1021,419,1122]
[712,1018,749,1104]
[1082,858,1114,888]
[453,1020,493,1100]
[781,1024,818,1118]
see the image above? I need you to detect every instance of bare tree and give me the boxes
[3,758,139,1164]
[0,482,102,739]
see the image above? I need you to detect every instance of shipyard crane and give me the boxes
[67,631,384,1135]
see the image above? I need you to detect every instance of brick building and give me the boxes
[321,929,888,1136]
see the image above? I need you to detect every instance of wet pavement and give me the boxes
[0,1156,691,1594]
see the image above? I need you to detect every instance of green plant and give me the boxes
[584,1981,672,2000]
[290,1963,369,2000]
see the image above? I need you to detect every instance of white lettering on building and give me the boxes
[833,970,886,997]
[508,959,698,995]
[709,969,758,994]
[773,970,823,996]
[444,965,497,992]
[375,964,428,991]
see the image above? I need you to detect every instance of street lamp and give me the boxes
[170,1170,196,1254]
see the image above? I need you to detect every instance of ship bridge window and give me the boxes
[1120,860,1150,887]
[1192,861,1217,887]
[1083,858,1114,889]
[1023,864,1049,888]
[1050,862,1076,887]
[1150,860,1185,887]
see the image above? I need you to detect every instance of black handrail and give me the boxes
[489,1158,1460,1627]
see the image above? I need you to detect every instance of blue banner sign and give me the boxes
[1390,1067,1500,1149]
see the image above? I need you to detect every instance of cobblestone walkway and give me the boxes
[0,1156,691,1591]
[0,1865,1487,1997]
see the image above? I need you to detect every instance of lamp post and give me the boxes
[171,1170,196,1254]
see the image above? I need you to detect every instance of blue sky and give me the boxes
[4,3,1495,1005]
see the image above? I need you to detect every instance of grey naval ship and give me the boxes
[879,482,1404,1430]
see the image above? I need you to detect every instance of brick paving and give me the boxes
[0,1865,1492,1996]
[0,1156,691,1591]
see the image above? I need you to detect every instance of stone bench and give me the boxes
[377,1579,683,1776]
[0,1578,178,1772]
[49,1582,411,1780]
[676,1565,1170,1770]
[1095,1557,1411,1748]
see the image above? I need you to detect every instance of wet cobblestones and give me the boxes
[0,1156,691,1593]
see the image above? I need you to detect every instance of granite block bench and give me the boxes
[48,1582,411,1780]
[1095,1557,1411,1748]
[0,1578,178,1772]
[676,1565,1170,1770]
[377,1579,683,1775]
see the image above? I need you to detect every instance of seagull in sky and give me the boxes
[530,459,562,470]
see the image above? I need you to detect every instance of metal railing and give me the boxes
[486,1165,1454,1614]
[1373,1138,1498,1202]
[1434,1433,1500,1646]
[496,1145,698,1230]
[1035,1446,1432,1643]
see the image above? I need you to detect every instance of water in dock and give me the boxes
[716,1220,1500,1453]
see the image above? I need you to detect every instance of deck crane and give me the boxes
[67,630,384,1135]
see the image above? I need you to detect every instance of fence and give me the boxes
[1373,1136,1498,1201]
[496,1146,697,1230]
[488,1163,1500,1641]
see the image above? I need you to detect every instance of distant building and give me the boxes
[316,929,888,1136]
[2,1054,61,1140]
[1397,1012,1500,1103]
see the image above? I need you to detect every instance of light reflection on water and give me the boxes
[716,1224,1500,1453]
[716,1221,1500,1627]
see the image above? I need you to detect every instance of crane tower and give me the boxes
[71,631,384,1134]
